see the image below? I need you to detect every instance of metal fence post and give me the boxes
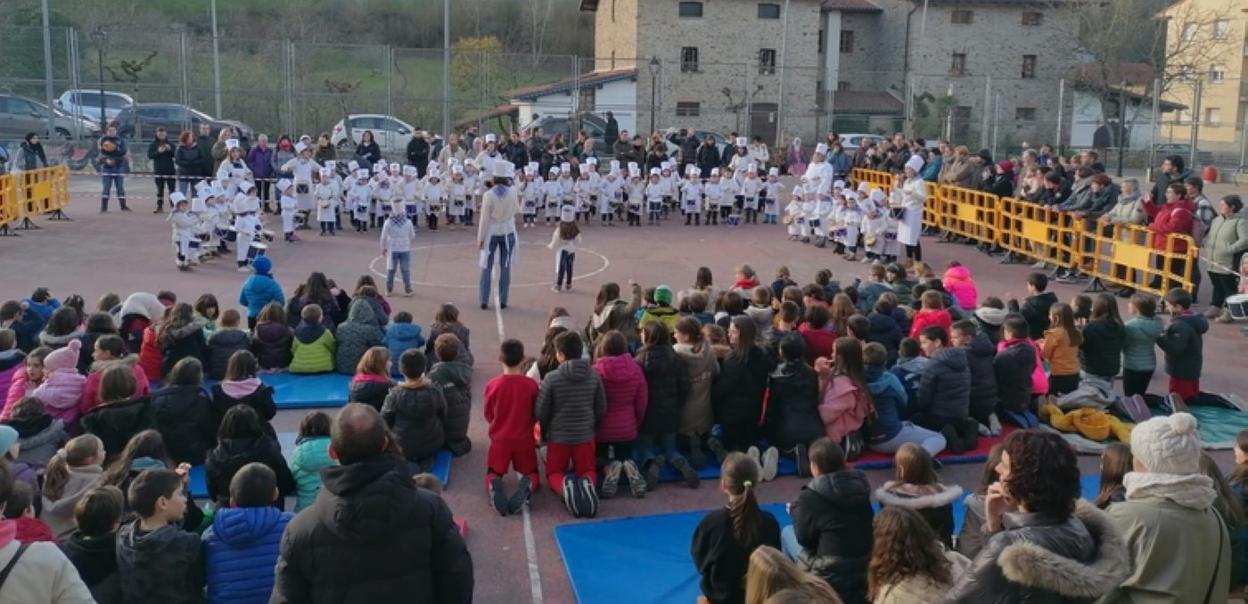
[385,45,393,127]
[66,27,81,139]
[178,31,190,108]
[980,75,991,150]
[1189,78,1203,170]
[1055,78,1065,150]
[41,0,55,139]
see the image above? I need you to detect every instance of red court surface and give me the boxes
[2,177,1241,603]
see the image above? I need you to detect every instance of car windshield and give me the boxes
[77,93,131,109]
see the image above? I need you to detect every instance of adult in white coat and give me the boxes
[477,160,520,310]
[894,154,927,262]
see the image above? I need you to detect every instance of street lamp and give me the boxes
[90,28,106,129]
[647,56,660,135]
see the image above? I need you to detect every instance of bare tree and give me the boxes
[326,78,361,146]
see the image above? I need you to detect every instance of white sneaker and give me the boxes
[1031,261,1048,269]
[236,266,251,273]
[747,446,761,468]
[988,413,1003,436]
[761,447,779,481]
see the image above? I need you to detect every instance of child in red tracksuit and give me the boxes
[909,290,953,340]
[535,331,606,518]
[484,339,540,517]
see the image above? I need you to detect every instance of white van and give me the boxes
[55,90,134,125]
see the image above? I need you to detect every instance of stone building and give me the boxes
[1158,0,1248,149]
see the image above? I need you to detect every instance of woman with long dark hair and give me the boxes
[712,317,774,455]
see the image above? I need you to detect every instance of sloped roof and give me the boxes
[821,0,884,13]
[506,68,637,102]
[1068,62,1156,89]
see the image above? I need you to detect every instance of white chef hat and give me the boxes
[485,133,497,143]
[319,166,333,176]
[870,189,886,203]
[403,165,417,177]
[814,143,828,155]
[427,170,441,181]
[649,167,661,176]
[388,163,401,173]
[629,166,641,177]
[325,160,337,170]
[170,192,187,205]
[736,137,747,147]
[464,158,477,168]
[238,180,255,193]
[225,139,240,151]
[710,167,720,176]
[295,142,309,154]
[747,163,757,173]
[375,158,388,171]
[451,164,464,175]
[768,167,779,177]
[905,155,925,173]
[609,160,620,170]
[560,205,576,222]
[560,162,571,173]
[276,178,292,192]
[492,160,514,179]
[356,169,370,179]
[524,164,537,176]
[549,166,561,176]
[833,180,845,190]
[348,160,360,171]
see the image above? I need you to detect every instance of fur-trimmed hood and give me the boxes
[874,481,963,509]
[997,501,1130,598]
[89,353,139,374]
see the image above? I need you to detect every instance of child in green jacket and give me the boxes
[289,304,336,374]
[287,411,333,511]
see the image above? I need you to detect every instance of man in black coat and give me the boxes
[147,127,177,212]
[195,122,215,178]
[678,129,700,175]
[271,403,473,604]
[406,130,431,177]
[696,137,720,178]
[501,131,529,167]
[603,111,619,149]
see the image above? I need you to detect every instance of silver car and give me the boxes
[0,95,100,140]
[55,89,134,125]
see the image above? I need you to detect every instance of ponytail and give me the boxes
[721,452,764,551]
[43,435,103,500]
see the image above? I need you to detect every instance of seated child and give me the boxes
[30,340,86,428]
[413,472,468,537]
[942,261,978,309]
[536,332,605,518]
[972,297,1008,345]
[288,411,334,513]
[814,337,873,461]
[1042,303,1081,396]
[348,346,393,411]
[864,343,946,457]
[384,311,426,378]
[428,334,474,457]
[117,469,205,604]
[79,335,149,416]
[381,349,447,472]
[334,299,385,375]
[691,452,780,604]
[1007,272,1058,341]
[872,443,963,549]
[203,462,294,604]
[1071,294,1092,327]
[913,326,977,454]
[950,320,999,431]
[673,318,720,470]
[885,264,915,308]
[60,485,125,604]
[250,303,293,371]
[210,350,277,435]
[765,334,822,476]
[1094,442,1132,510]
[5,481,55,542]
[867,298,903,363]
[4,396,68,468]
[425,304,472,366]
[289,304,336,374]
[889,337,928,415]
[994,317,1038,429]
[781,438,873,604]
[206,309,250,380]
[634,322,696,488]
[908,290,952,339]
[857,263,893,314]
[743,287,775,346]
[149,357,216,466]
[0,329,25,410]
[41,434,107,539]
[798,305,836,365]
[484,339,540,516]
[203,405,296,508]
[684,292,715,326]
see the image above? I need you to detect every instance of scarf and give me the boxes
[1123,471,1218,510]
[592,298,623,330]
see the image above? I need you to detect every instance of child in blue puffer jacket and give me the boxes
[384,311,426,378]
[203,462,293,604]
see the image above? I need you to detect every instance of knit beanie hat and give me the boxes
[252,256,272,275]
[43,339,81,374]
[0,425,16,456]
[654,285,673,305]
[1130,412,1201,475]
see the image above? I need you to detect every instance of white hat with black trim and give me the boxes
[492,159,514,179]
[768,167,779,177]
[560,205,576,222]
[485,133,497,143]
[225,139,240,151]
[814,143,828,155]
[295,142,309,154]
[736,137,748,147]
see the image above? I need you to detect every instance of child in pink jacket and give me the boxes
[815,337,873,458]
[29,339,86,427]
[942,261,979,310]
[3,347,50,418]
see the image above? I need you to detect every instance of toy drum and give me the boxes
[1227,294,1248,320]
[261,229,276,242]
[247,241,268,261]
[187,239,201,251]
[726,214,742,227]
[884,232,898,241]
[834,229,847,239]
[808,219,821,228]
[407,203,420,217]
[224,226,238,242]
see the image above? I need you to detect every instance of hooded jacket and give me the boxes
[592,354,648,443]
[117,519,204,604]
[238,273,285,319]
[865,365,906,443]
[962,333,999,423]
[916,347,971,420]
[210,379,276,433]
[945,502,1130,604]
[765,361,822,450]
[972,307,1008,345]
[867,312,903,363]
[252,320,293,370]
[6,412,66,468]
[207,329,251,380]
[536,358,607,445]
[38,331,81,351]
[289,322,335,374]
[878,550,969,604]
[335,301,385,375]
[1148,197,1197,253]
[635,344,689,435]
[674,341,718,436]
[1011,291,1058,341]
[203,506,294,604]
[150,384,217,465]
[80,396,152,456]
[0,520,94,604]
[79,355,149,415]
[30,367,86,425]
[348,374,392,411]
[586,287,643,345]
[1080,318,1125,378]
[382,382,448,462]
[428,360,474,456]
[712,346,774,428]
[819,374,873,445]
[384,322,426,377]
[875,482,965,548]
[288,436,333,512]
[1156,312,1208,381]
[909,308,953,340]
[204,435,296,507]
[41,464,104,540]
[993,338,1037,414]
[942,266,978,310]
[0,350,24,411]
[270,456,473,604]
[158,320,209,378]
[60,529,120,604]
[1122,316,1163,372]
[791,470,875,604]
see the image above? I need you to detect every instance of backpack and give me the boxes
[1180,205,1208,245]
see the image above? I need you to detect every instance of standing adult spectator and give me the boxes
[456,125,475,150]
[783,138,806,177]
[645,141,668,174]
[272,135,296,180]
[16,132,48,172]
[748,135,770,170]
[211,127,234,174]
[0,460,95,603]
[195,122,215,180]
[944,430,1129,602]
[477,161,519,311]
[354,131,381,171]
[174,129,202,196]
[380,205,415,298]
[603,111,619,149]
[827,143,850,182]
[1200,195,1248,323]
[572,131,594,162]
[612,129,632,160]
[1150,155,1190,205]
[437,134,467,166]
[146,127,176,213]
[313,133,335,165]
[429,134,444,162]
[526,127,547,162]
[1102,413,1231,602]
[98,124,129,213]
[500,132,528,167]
[406,129,431,177]
[1144,183,1197,292]
[270,403,473,604]
[678,130,699,175]
[695,137,719,178]
[247,134,275,212]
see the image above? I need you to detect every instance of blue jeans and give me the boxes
[478,232,516,307]
[780,525,801,559]
[178,177,197,196]
[636,432,685,466]
[101,173,126,209]
[867,421,947,458]
[386,251,411,293]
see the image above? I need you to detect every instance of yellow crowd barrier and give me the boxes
[1,165,71,230]
[848,167,1197,297]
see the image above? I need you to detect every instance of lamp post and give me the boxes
[1116,80,1128,177]
[90,28,106,129]
[647,56,660,135]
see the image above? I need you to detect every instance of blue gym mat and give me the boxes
[259,372,352,409]
[658,455,799,483]
[187,432,453,499]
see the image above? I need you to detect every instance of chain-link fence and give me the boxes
[2,25,1245,180]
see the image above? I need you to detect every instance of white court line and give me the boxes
[492,286,545,604]
[368,241,610,289]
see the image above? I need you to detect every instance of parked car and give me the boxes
[662,128,729,161]
[112,103,253,146]
[521,113,609,156]
[55,89,134,125]
[0,94,100,140]
[329,114,418,154]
